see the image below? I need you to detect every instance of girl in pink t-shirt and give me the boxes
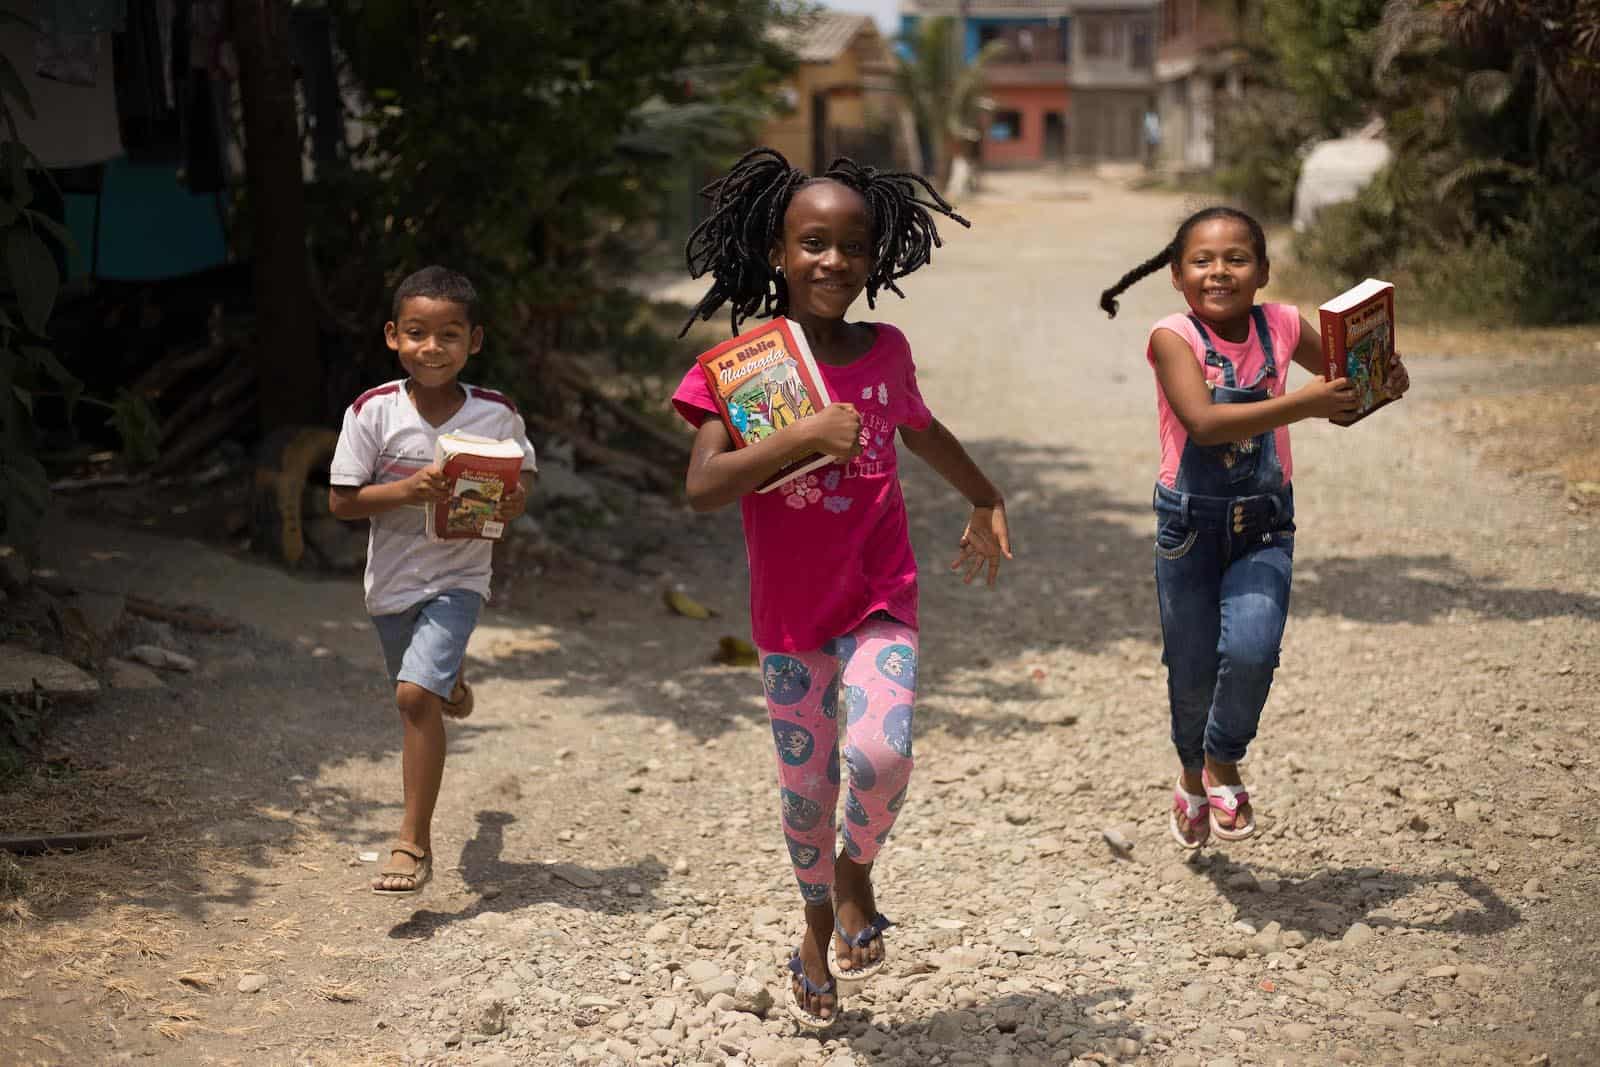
[1099,207,1408,852]
[672,149,1012,1029]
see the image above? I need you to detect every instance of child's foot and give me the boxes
[832,856,887,976]
[1170,778,1210,849]
[371,841,432,894]
[1203,761,1256,840]
[788,907,837,1027]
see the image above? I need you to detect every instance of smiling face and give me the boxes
[385,295,483,389]
[1171,216,1269,327]
[771,180,873,322]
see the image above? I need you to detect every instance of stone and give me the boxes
[732,977,773,1017]
[1281,930,1309,950]
[0,645,99,698]
[648,998,678,1029]
[1283,1022,1315,1041]
[126,645,197,672]
[683,961,723,985]
[752,906,783,929]
[237,974,269,994]
[1341,923,1376,949]
[695,976,738,1003]
[105,657,164,689]
[471,997,507,1036]
[1425,965,1459,980]
[550,863,603,889]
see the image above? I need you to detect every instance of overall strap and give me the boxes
[1245,305,1278,388]
[1185,313,1237,389]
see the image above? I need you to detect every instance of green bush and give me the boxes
[1506,181,1600,325]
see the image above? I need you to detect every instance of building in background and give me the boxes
[1065,1,1160,162]
[764,12,912,173]
[1153,0,1249,172]
[897,1,1158,167]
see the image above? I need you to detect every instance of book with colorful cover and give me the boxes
[1318,278,1400,426]
[425,432,523,541]
[695,317,834,493]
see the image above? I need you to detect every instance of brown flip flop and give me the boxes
[371,841,431,895]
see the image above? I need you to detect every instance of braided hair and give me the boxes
[1098,206,1267,319]
[679,147,970,336]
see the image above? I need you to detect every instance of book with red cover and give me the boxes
[425,431,524,541]
[695,317,835,493]
[1318,278,1400,426]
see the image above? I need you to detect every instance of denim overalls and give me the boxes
[1153,307,1295,770]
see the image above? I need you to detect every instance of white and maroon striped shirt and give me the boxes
[329,379,537,615]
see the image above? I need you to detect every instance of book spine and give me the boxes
[1319,308,1340,381]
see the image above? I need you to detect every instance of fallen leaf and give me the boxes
[715,636,758,666]
[664,588,714,620]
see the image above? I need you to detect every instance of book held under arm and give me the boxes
[426,432,524,541]
[695,317,835,493]
[1318,278,1400,426]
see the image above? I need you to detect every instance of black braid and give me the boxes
[679,147,970,337]
[1099,205,1268,319]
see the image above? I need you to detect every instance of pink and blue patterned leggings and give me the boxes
[759,614,918,905]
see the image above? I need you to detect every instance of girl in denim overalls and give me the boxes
[1100,207,1408,849]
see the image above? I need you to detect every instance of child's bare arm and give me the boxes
[329,467,449,520]
[1152,327,1357,443]
[684,404,861,512]
[1290,314,1327,375]
[900,417,1012,586]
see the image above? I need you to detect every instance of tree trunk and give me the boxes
[231,0,323,428]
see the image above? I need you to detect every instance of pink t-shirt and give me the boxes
[1146,302,1301,490]
[673,323,933,653]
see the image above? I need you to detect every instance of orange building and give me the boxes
[763,13,911,173]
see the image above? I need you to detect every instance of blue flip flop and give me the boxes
[832,913,893,981]
[785,954,838,1030]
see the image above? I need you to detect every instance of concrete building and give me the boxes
[1153,0,1249,172]
[897,0,1159,167]
[764,12,910,173]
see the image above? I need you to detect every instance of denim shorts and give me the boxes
[371,588,482,699]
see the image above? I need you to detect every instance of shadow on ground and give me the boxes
[1204,857,1520,941]
[834,987,1143,1064]
[384,810,668,940]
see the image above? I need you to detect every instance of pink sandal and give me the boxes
[1202,768,1256,841]
[1170,783,1210,849]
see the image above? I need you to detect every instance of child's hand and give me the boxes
[402,465,450,504]
[950,503,1012,587]
[1387,350,1411,397]
[1296,376,1361,421]
[807,403,863,461]
[496,480,528,522]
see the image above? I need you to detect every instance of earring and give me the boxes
[774,265,784,276]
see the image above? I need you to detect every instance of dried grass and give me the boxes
[312,982,364,1004]
[1444,383,1600,497]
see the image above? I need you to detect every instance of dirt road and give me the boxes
[4,174,1598,1067]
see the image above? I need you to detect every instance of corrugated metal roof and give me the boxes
[771,12,877,64]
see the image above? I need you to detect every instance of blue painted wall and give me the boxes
[898,14,1071,63]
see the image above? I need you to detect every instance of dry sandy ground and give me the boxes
[2,173,1597,1067]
